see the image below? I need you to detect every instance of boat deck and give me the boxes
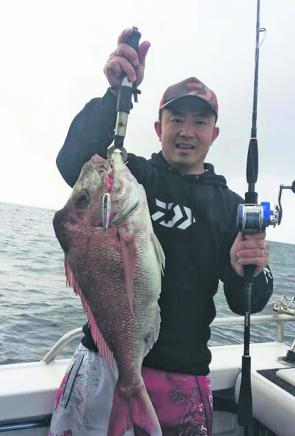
[0,341,294,435]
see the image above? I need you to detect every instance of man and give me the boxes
[50,29,272,436]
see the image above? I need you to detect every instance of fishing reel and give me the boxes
[237,180,295,234]
[237,202,279,234]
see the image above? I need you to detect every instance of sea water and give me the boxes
[0,202,294,364]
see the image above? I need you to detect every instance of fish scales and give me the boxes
[53,152,165,435]
[71,229,136,365]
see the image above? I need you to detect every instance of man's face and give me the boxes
[154,98,219,174]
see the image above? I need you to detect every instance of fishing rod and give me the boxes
[235,0,295,431]
[107,26,141,162]
[236,1,277,433]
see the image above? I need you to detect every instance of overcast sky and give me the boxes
[1,0,294,244]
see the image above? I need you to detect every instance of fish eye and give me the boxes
[76,189,90,208]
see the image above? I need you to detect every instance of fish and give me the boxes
[53,150,165,436]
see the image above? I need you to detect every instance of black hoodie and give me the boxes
[56,89,273,375]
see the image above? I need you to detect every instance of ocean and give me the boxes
[0,202,294,365]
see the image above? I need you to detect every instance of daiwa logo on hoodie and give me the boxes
[151,199,196,230]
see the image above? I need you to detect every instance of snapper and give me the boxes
[53,151,164,436]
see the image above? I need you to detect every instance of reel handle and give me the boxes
[277,179,295,224]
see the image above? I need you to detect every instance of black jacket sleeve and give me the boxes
[223,264,273,315]
[56,88,117,187]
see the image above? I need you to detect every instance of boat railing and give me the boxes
[41,327,82,364]
[41,313,295,364]
[212,313,295,343]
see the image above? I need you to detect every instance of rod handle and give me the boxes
[238,355,253,427]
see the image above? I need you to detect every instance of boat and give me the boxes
[0,296,294,436]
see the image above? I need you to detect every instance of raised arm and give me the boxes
[56,28,150,187]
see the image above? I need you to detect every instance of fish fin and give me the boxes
[107,381,162,436]
[107,384,132,436]
[151,233,165,274]
[64,259,114,363]
[143,305,161,358]
[118,227,137,316]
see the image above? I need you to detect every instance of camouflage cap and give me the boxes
[159,77,218,117]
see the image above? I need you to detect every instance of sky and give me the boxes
[0,0,294,244]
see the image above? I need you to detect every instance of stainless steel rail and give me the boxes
[0,416,51,432]
[41,314,295,364]
[212,314,295,343]
[41,327,82,364]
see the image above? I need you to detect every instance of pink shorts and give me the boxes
[141,367,212,435]
[49,344,212,435]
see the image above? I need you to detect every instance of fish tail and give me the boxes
[107,381,162,436]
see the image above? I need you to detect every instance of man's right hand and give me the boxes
[103,28,150,88]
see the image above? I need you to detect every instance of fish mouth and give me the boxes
[53,209,66,233]
[53,209,71,253]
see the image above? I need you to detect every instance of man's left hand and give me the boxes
[230,232,269,277]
